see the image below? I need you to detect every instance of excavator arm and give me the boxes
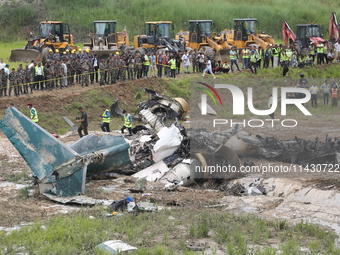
[282,21,296,45]
[329,12,340,42]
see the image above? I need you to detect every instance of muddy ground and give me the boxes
[0,76,340,249]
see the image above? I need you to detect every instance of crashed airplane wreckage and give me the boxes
[0,105,193,198]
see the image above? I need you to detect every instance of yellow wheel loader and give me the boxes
[133,21,186,55]
[9,21,79,63]
[83,20,131,59]
[175,20,228,60]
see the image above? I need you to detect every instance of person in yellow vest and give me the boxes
[121,110,133,136]
[168,55,177,78]
[249,51,258,74]
[142,52,151,78]
[272,44,280,68]
[308,43,316,63]
[27,103,38,123]
[285,46,293,67]
[241,47,250,69]
[331,85,338,108]
[100,106,110,132]
[316,41,324,65]
[306,54,313,66]
[229,46,240,72]
[34,62,45,90]
[323,42,328,64]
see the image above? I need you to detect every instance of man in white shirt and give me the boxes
[181,51,191,74]
[61,59,68,88]
[309,83,319,108]
[327,50,335,63]
[28,60,35,69]
[334,40,340,62]
[0,59,6,70]
[201,56,216,79]
[320,79,330,105]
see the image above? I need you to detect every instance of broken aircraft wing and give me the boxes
[0,107,130,197]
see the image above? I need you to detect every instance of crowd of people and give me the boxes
[1,39,340,97]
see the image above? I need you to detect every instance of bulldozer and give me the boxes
[133,21,186,54]
[83,20,130,59]
[9,21,79,63]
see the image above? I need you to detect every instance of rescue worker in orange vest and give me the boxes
[331,84,338,108]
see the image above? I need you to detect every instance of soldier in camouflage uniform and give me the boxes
[55,60,62,89]
[8,68,17,97]
[23,64,30,94]
[54,49,60,61]
[107,57,114,84]
[127,54,135,80]
[17,64,25,95]
[47,49,54,61]
[99,59,106,86]
[134,53,143,79]
[0,69,4,97]
[0,69,7,97]
[44,61,52,90]
[75,57,82,84]
[66,59,72,85]
[29,63,35,93]
[81,59,89,87]
[69,58,76,85]
[119,55,127,82]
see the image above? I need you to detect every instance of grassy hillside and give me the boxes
[0,0,339,43]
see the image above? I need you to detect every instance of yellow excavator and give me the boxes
[9,21,79,62]
[83,20,130,58]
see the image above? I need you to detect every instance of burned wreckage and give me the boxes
[1,88,340,199]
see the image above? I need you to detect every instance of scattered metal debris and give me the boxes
[96,240,138,254]
[43,194,102,205]
[138,88,188,120]
[62,116,78,132]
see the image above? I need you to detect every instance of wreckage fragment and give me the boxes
[0,107,130,197]
[138,88,188,119]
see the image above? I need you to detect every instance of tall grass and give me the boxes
[0,0,339,43]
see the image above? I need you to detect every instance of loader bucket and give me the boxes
[9,49,42,63]
[94,49,121,60]
[215,49,230,62]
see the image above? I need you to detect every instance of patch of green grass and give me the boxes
[0,208,339,254]
[17,187,29,200]
[4,170,30,183]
